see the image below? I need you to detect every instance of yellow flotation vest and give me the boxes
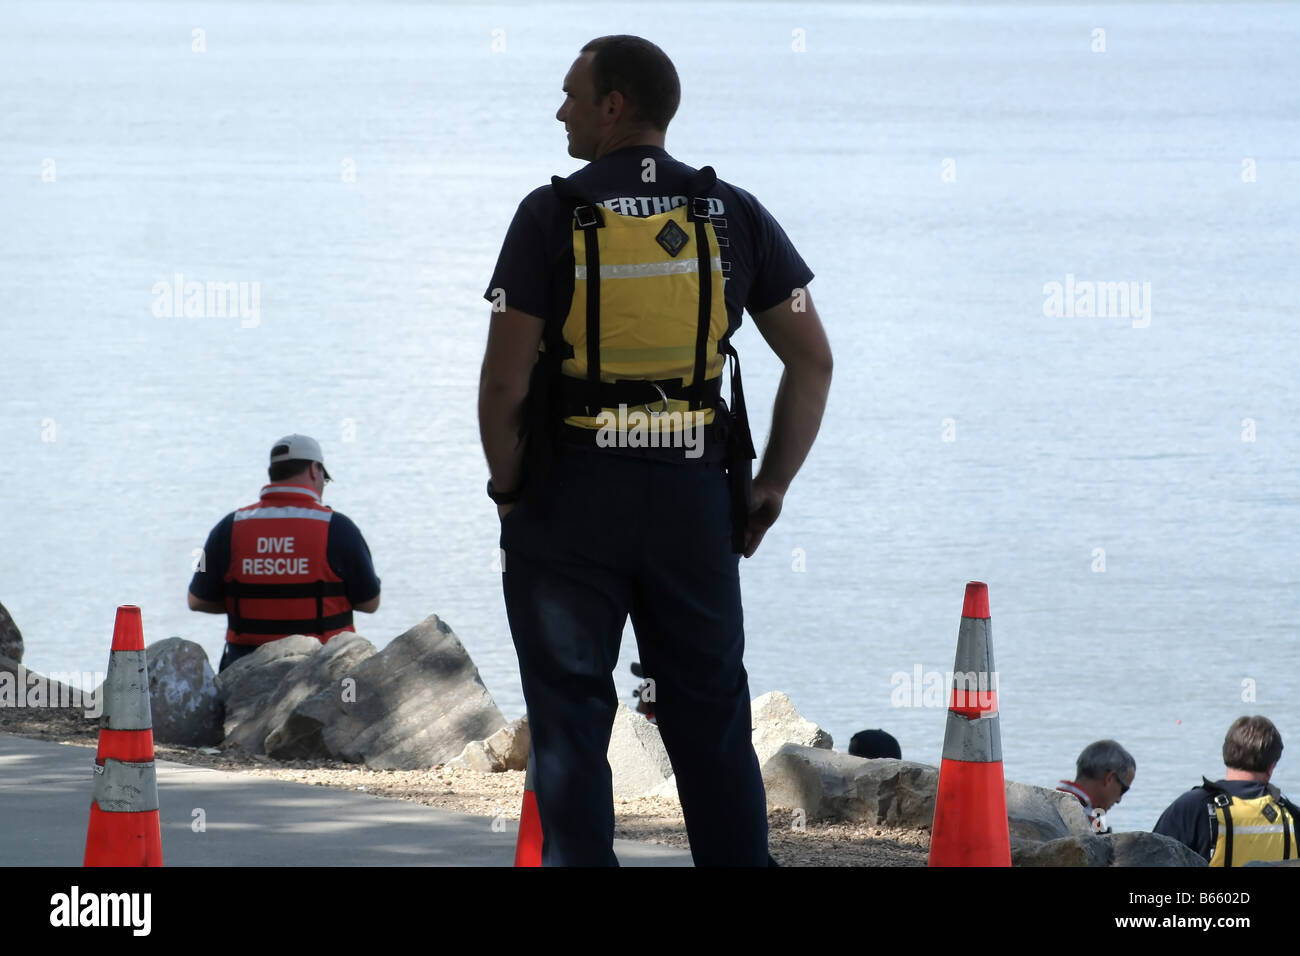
[1202,778,1298,867]
[535,166,757,551]
[549,167,736,436]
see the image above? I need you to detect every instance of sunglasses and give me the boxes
[1115,774,1130,796]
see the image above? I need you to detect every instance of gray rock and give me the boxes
[275,615,506,770]
[1,656,95,716]
[1011,830,1207,867]
[608,704,674,797]
[1013,834,1113,867]
[0,602,21,663]
[216,634,324,691]
[1005,780,1095,841]
[1109,831,1208,867]
[647,774,680,800]
[750,691,832,767]
[762,744,937,827]
[263,632,379,759]
[447,737,499,773]
[447,716,530,773]
[144,638,222,746]
[215,635,322,752]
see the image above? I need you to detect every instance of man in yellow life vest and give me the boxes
[479,36,832,866]
[1153,715,1299,865]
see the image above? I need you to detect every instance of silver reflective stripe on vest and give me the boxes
[100,650,152,731]
[1225,823,1287,834]
[91,759,159,813]
[941,709,1003,762]
[575,256,724,280]
[234,507,332,522]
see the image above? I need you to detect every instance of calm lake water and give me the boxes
[3,1,1298,832]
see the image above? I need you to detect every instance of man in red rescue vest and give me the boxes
[188,434,381,672]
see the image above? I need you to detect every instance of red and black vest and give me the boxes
[223,483,354,646]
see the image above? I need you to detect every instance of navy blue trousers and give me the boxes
[501,447,769,866]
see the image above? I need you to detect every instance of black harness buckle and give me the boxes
[573,204,602,229]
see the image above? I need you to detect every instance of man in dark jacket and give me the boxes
[479,36,832,865]
[1154,715,1298,865]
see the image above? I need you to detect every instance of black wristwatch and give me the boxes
[487,479,520,505]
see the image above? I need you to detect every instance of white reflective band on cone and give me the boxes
[940,709,1004,762]
[100,651,153,731]
[91,759,159,813]
[952,617,996,676]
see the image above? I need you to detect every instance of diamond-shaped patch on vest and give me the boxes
[655,220,689,257]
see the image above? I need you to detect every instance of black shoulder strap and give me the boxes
[1198,778,1239,866]
[684,167,717,408]
[552,174,605,415]
[1266,786,1298,860]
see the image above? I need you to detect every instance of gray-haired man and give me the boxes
[1056,739,1137,833]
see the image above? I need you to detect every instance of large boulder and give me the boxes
[1013,834,1112,867]
[270,615,506,770]
[215,635,323,752]
[750,691,832,767]
[0,656,93,715]
[608,704,674,798]
[447,716,530,773]
[1110,831,1208,867]
[762,744,937,827]
[1013,831,1208,867]
[0,601,22,663]
[1005,780,1095,841]
[145,638,222,746]
[262,632,380,759]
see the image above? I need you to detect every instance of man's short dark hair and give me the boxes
[849,729,901,760]
[580,35,680,132]
[1223,715,1283,773]
[268,459,312,482]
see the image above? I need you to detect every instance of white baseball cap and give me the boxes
[269,434,332,481]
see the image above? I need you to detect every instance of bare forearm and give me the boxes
[478,377,527,492]
[188,593,226,614]
[756,363,831,493]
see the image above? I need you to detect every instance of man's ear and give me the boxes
[605,89,625,120]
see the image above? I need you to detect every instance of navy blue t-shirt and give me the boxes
[483,145,814,334]
[188,510,381,607]
[1152,779,1271,862]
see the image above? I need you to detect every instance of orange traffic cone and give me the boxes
[513,749,542,867]
[928,581,1010,866]
[84,605,163,866]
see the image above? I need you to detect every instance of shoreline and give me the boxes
[0,704,930,866]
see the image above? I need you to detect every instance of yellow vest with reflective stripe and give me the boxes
[560,202,728,431]
[1207,789,1297,867]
